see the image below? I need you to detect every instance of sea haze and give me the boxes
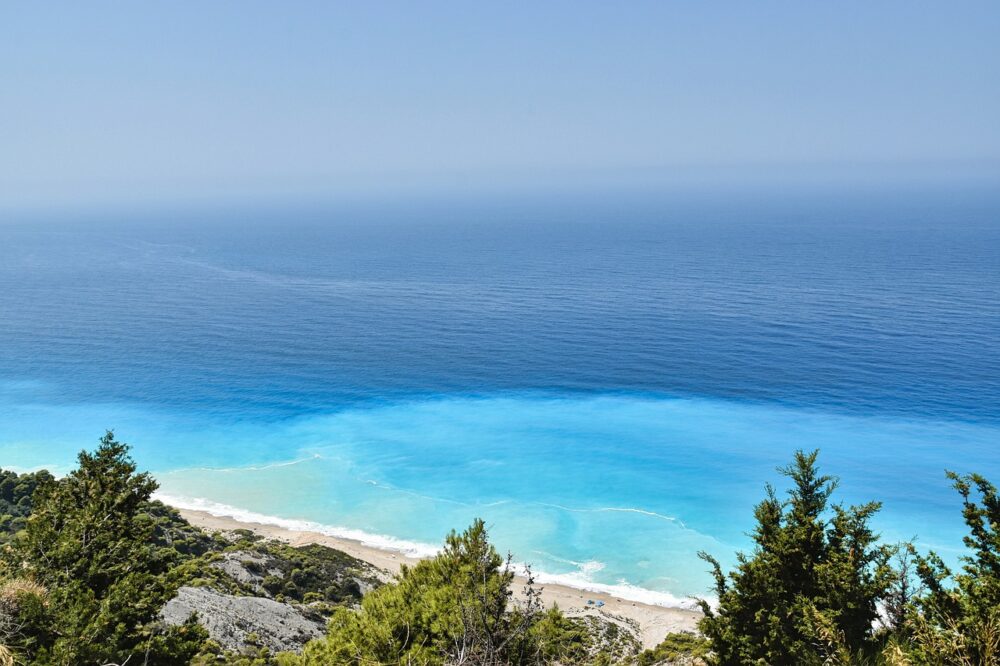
[1,187,998,604]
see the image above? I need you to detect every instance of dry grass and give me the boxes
[0,578,47,666]
[0,579,46,607]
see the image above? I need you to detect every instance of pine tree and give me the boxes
[912,472,1000,664]
[299,519,545,665]
[697,450,893,665]
[2,431,204,665]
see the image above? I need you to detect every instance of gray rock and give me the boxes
[162,586,325,653]
[211,550,283,593]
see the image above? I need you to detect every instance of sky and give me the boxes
[2,1,999,210]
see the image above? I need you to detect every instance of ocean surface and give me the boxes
[1,187,998,606]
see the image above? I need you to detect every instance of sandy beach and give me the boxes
[176,508,701,649]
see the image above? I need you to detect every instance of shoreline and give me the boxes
[175,507,702,649]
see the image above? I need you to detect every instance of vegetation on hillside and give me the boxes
[0,433,377,664]
[0,469,52,542]
[0,434,997,665]
[290,519,637,666]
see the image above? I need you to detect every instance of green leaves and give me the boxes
[697,450,893,665]
[19,432,160,592]
[911,472,1000,664]
[301,519,516,665]
[299,519,589,666]
[1,431,205,665]
[0,468,53,542]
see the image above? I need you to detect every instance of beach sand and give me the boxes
[176,508,702,649]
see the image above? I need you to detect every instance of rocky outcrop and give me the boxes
[211,550,284,594]
[159,533,383,654]
[162,585,326,653]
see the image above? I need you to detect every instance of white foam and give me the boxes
[155,492,708,610]
[163,454,323,474]
[154,492,441,559]
[533,501,690,529]
[513,562,704,610]
[592,507,689,527]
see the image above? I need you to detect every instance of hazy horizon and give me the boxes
[3,1,999,211]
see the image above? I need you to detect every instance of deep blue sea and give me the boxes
[1,187,998,606]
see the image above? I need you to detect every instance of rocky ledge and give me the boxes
[162,585,327,653]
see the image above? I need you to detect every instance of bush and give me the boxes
[299,519,547,665]
[638,632,711,665]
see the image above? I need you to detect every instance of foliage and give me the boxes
[0,431,206,665]
[237,541,374,604]
[697,450,894,665]
[0,469,53,542]
[190,639,303,666]
[0,436,386,664]
[147,499,226,558]
[532,608,640,665]
[882,543,924,635]
[166,538,376,615]
[637,632,710,665]
[0,578,47,663]
[910,472,1000,665]
[532,606,592,664]
[296,519,547,665]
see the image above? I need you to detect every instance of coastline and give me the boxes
[176,507,702,649]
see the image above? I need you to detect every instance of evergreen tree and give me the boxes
[697,450,893,665]
[1,431,204,665]
[912,472,1000,664]
[298,519,545,665]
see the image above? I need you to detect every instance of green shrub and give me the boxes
[299,519,546,665]
[638,632,710,665]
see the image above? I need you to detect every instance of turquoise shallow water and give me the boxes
[1,388,996,604]
[1,191,998,605]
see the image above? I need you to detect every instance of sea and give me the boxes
[1,185,998,607]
